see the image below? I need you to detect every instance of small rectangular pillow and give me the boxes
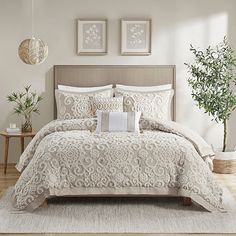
[55,89,113,119]
[115,88,174,120]
[96,111,141,133]
[93,97,123,115]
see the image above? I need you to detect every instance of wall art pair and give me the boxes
[77,19,152,56]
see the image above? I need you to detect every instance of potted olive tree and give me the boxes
[185,37,236,156]
[7,85,43,132]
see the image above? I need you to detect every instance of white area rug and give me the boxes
[0,187,236,233]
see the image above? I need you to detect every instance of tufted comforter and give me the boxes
[14,118,224,212]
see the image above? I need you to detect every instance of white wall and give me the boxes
[0,0,236,163]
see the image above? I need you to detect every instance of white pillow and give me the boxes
[115,89,174,120]
[96,111,141,133]
[58,84,113,93]
[116,84,172,92]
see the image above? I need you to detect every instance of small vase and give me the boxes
[21,114,32,133]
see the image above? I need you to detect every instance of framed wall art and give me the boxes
[121,19,152,56]
[77,19,108,55]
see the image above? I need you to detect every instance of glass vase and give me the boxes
[21,114,32,133]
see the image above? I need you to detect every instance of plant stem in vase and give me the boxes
[7,85,43,133]
[22,114,32,132]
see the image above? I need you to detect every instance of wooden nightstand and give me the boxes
[0,131,37,174]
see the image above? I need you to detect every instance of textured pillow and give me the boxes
[55,89,113,119]
[116,84,172,92]
[115,89,174,120]
[96,111,141,133]
[58,84,113,92]
[93,97,123,114]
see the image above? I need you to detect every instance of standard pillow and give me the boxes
[96,111,141,133]
[93,97,123,114]
[116,84,172,92]
[58,84,113,93]
[115,89,174,120]
[55,89,113,119]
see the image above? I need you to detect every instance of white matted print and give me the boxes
[121,19,151,55]
[77,19,108,55]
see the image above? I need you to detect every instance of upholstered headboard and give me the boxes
[54,65,176,120]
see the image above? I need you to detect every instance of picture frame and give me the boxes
[77,19,108,55]
[121,19,152,56]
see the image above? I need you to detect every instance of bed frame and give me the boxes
[54,65,176,120]
[51,65,191,206]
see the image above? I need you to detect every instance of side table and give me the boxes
[0,131,37,174]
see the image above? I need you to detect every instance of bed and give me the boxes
[13,65,224,212]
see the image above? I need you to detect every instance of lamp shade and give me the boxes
[18,38,48,65]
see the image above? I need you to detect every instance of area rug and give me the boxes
[0,187,236,233]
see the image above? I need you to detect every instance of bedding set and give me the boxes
[13,83,225,212]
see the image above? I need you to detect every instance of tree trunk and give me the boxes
[223,120,227,152]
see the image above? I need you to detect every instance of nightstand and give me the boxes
[0,131,37,174]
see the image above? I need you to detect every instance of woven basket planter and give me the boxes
[213,151,236,174]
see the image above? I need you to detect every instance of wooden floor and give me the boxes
[0,164,236,236]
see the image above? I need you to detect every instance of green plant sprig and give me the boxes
[7,85,43,118]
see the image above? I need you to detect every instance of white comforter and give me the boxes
[14,118,224,212]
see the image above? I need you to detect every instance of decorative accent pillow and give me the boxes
[96,111,141,133]
[93,97,123,115]
[115,89,174,120]
[116,84,172,92]
[58,84,113,92]
[55,89,113,120]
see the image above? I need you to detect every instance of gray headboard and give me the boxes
[54,65,176,120]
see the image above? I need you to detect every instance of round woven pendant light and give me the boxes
[18,0,48,65]
[18,38,48,65]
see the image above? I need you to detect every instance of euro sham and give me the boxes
[58,84,113,92]
[55,89,113,119]
[115,89,174,120]
[116,84,172,92]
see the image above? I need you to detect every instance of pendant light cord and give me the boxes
[31,0,34,38]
